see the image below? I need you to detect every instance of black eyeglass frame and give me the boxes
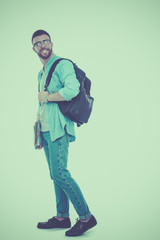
[33,39,51,48]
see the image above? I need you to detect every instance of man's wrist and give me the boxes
[45,94,50,103]
[47,93,54,102]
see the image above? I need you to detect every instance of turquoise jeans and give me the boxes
[41,131,92,220]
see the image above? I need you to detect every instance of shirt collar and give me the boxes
[44,53,57,70]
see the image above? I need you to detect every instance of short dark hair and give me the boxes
[31,30,51,43]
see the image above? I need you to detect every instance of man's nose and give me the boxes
[41,41,46,48]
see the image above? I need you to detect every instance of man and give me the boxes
[32,30,97,237]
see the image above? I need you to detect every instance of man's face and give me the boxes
[32,34,53,59]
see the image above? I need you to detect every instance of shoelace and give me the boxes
[48,217,57,222]
[70,218,81,231]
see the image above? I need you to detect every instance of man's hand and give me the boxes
[34,141,43,150]
[38,143,43,150]
[38,91,49,103]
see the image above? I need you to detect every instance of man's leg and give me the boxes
[41,131,97,235]
[48,132,92,220]
[42,131,69,218]
[53,180,69,218]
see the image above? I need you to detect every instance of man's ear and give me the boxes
[51,42,53,48]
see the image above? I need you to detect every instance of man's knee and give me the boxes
[52,168,71,184]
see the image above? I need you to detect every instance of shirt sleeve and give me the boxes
[57,60,80,101]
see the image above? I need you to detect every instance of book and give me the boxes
[34,120,43,149]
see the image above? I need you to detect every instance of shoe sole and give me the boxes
[38,226,71,229]
[37,223,71,229]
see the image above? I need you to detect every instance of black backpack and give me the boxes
[43,58,94,127]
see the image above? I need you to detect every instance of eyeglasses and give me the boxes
[33,39,51,48]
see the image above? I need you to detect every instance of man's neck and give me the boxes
[40,52,54,67]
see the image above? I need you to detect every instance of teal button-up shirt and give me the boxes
[37,54,80,142]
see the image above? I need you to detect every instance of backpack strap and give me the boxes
[44,58,73,91]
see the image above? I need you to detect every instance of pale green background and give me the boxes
[0,0,160,240]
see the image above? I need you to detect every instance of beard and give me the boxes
[38,48,53,59]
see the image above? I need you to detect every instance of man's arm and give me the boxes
[38,91,66,103]
[48,92,66,102]
[38,60,80,103]
[37,114,40,120]
[57,60,80,101]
